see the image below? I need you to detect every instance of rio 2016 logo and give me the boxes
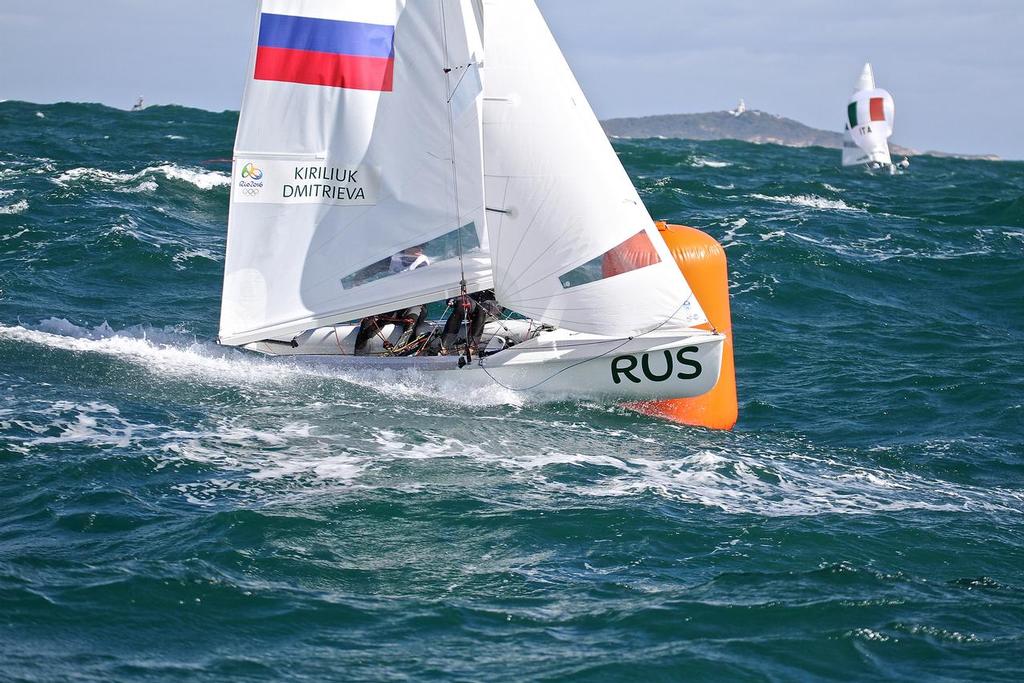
[240,162,264,181]
[238,162,265,197]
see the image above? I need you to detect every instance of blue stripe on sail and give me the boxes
[257,13,395,59]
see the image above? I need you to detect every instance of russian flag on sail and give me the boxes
[254,13,395,92]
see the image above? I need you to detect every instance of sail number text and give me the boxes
[611,347,702,384]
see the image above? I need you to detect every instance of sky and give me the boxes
[1,1,1021,158]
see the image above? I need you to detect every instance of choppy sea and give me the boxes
[1,100,1022,681]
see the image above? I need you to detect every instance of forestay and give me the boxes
[480,0,707,336]
[845,63,895,166]
[220,0,490,347]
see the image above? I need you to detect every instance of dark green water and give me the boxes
[1,100,1022,681]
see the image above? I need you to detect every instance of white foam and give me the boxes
[0,199,28,215]
[120,180,159,194]
[164,135,187,141]
[751,193,863,212]
[719,217,748,248]
[566,447,1024,517]
[0,227,29,242]
[7,322,1023,519]
[55,164,229,191]
[301,427,1024,518]
[332,365,526,407]
[1,319,335,388]
[154,164,229,190]
[0,319,526,407]
[691,156,731,168]
[23,401,137,448]
[785,231,982,262]
[729,273,778,297]
[172,248,222,268]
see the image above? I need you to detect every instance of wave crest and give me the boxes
[55,164,229,191]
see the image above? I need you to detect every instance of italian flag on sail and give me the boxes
[847,97,886,128]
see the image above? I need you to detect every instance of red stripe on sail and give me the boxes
[254,46,394,91]
[869,97,885,122]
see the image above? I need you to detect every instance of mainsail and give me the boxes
[221,0,708,346]
[480,0,707,336]
[220,0,490,346]
[842,128,870,166]
[843,62,895,167]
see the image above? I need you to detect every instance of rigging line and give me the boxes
[446,60,475,104]
[439,0,467,295]
[416,304,453,356]
[477,291,706,392]
[332,325,351,356]
[478,335,635,393]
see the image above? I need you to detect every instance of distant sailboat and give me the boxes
[130,97,145,112]
[842,63,896,171]
[215,0,733,403]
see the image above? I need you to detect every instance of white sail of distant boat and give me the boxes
[217,0,725,401]
[842,63,895,168]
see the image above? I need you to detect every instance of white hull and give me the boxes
[245,323,725,400]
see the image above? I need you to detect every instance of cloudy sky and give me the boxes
[1,1,1021,158]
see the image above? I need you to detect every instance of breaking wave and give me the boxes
[4,317,1019,520]
[749,193,863,212]
[691,156,731,168]
[0,199,28,215]
[55,164,229,191]
[0,319,526,408]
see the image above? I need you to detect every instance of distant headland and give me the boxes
[601,109,1000,161]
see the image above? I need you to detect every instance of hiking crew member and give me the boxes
[354,246,430,355]
[440,290,501,357]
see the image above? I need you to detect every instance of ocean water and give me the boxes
[1,100,1022,682]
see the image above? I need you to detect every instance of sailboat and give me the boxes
[217,0,731,403]
[842,63,896,171]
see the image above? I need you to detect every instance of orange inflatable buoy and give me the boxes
[629,223,738,430]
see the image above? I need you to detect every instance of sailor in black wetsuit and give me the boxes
[354,246,430,355]
[440,290,501,357]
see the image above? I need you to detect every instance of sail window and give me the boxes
[558,230,662,289]
[340,222,481,290]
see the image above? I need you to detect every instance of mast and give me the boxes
[440,0,467,295]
